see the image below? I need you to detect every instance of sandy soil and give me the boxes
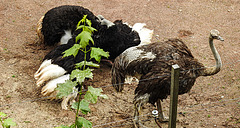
[0,0,239,127]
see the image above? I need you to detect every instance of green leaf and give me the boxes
[62,44,81,58]
[56,80,77,98]
[71,99,91,114]
[84,86,108,104]
[69,124,75,128]
[76,117,92,128]
[70,68,93,83]
[75,31,94,48]
[23,121,31,123]
[76,26,96,33]
[79,99,91,115]
[77,15,87,28]
[84,91,97,104]
[90,47,110,62]
[86,26,97,33]
[75,61,100,69]
[70,101,78,110]
[88,86,103,97]
[76,25,84,31]
[99,94,109,99]
[84,26,97,35]
[3,118,16,127]
[86,19,92,27]
[55,125,70,128]
[0,112,7,117]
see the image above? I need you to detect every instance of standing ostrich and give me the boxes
[111,29,224,127]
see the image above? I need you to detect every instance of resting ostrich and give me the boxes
[37,5,117,45]
[111,29,224,127]
[34,22,153,109]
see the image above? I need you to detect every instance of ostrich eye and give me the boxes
[212,35,224,41]
[211,33,219,39]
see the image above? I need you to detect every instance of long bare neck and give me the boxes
[201,37,222,76]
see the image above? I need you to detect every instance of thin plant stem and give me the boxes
[0,118,4,128]
[74,84,83,128]
[74,26,87,127]
[84,47,87,70]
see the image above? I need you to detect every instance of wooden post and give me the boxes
[168,64,180,128]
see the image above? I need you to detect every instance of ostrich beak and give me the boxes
[217,36,224,41]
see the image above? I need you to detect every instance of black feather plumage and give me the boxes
[41,5,101,46]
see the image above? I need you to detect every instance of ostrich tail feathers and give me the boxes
[36,16,44,43]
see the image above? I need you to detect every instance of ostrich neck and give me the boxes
[202,37,222,76]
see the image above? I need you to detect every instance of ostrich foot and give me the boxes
[133,120,148,128]
[61,88,78,110]
[156,99,169,122]
[158,116,169,122]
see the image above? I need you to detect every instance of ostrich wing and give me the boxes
[134,71,171,105]
[167,39,194,58]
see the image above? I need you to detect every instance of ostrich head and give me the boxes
[201,29,224,76]
[96,15,105,21]
[210,29,224,41]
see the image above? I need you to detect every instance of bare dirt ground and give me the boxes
[0,0,240,127]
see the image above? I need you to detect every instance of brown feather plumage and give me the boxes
[112,38,205,105]
[112,30,223,127]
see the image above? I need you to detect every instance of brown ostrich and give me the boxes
[111,29,224,127]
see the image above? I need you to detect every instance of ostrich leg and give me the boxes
[133,104,140,128]
[157,99,169,122]
[133,103,148,128]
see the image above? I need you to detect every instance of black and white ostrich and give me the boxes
[34,19,153,109]
[37,5,117,46]
[111,29,224,127]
